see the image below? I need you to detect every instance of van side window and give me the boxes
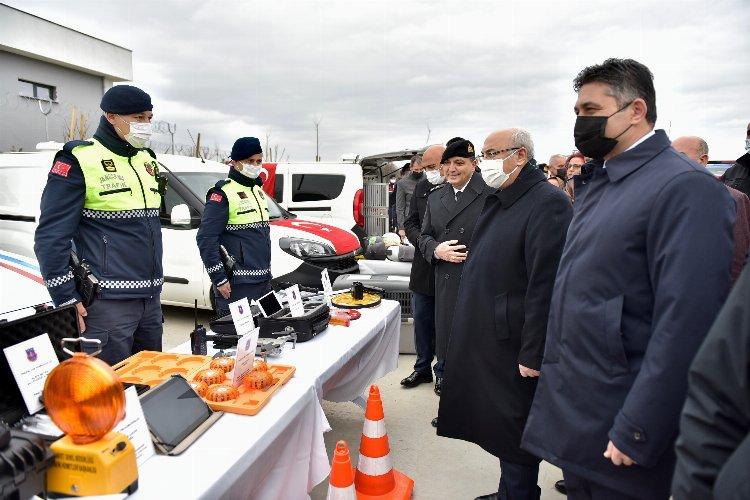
[274,174,284,202]
[291,174,345,202]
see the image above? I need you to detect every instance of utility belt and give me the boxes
[69,251,99,307]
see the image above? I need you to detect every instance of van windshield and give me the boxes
[173,171,285,219]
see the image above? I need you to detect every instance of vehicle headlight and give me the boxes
[280,237,336,258]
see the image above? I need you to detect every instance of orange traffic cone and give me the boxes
[355,385,414,499]
[327,441,356,500]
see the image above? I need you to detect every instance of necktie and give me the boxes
[455,190,462,203]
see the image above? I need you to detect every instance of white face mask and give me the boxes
[480,151,521,189]
[425,169,444,185]
[238,162,262,179]
[117,116,152,148]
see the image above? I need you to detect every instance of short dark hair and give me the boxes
[573,58,657,124]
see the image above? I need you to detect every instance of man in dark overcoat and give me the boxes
[418,137,489,402]
[401,144,447,390]
[521,58,735,500]
[437,128,573,500]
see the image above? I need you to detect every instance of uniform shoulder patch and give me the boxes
[62,140,93,154]
[101,159,117,172]
[209,192,224,203]
[50,160,72,177]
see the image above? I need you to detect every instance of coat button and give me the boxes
[444,273,450,280]
[634,432,643,441]
[458,227,465,234]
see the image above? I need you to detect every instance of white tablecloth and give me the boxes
[274,299,401,404]
[132,299,401,499]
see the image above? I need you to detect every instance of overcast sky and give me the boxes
[9,0,750,162]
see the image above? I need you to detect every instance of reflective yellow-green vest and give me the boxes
[71,139,161,213]
[220,179,270,226]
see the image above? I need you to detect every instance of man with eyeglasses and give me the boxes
[418,137,489,421]
[437,128,573,500]
[196,137,272,317]
[401,145,446,393]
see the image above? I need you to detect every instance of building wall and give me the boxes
[0,50,106,152]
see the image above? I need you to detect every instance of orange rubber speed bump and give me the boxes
[327,441,356,500]
[355,385,414,499]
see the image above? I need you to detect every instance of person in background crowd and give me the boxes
[34,85,163,365]
[548,153,568,178]
[196,137,272,318]
[438,128,573,500]
[522,58,734,500]
[419,137,489,422]
[388,170,398,231]
[671,265,750,500]
[721,121,750,197]
[565,151,586,178]
[673,135,750,284]
[396,155,423,241]
[401,145,446,390]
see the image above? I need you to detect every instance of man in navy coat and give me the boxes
[521,58,735,499]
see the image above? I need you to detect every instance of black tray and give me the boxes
[0,306,79,425]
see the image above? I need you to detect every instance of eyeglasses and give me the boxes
[478,147,520,161]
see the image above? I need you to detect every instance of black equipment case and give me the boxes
[209,301,330,343]
[0,305,79,425]
[0,424,55,499]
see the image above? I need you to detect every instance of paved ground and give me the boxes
[162,305,564,499]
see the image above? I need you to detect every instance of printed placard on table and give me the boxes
[321,268,334,305]
[114,386,155,466]
[229,297,255,337]
[285,284,305,317]
[3,333,59,414]
[231,326,261,388]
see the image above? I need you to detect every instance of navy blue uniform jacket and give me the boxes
[521,130,735,498]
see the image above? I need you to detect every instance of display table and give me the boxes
[133,300,401,499]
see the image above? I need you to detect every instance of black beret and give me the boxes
[441,137,475,163]
[231,137,263,161]
[100,85,152,114]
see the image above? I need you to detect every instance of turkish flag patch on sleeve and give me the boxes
[50,161,72,177]
[209,192,223,203]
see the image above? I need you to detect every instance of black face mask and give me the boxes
[411,171,423,179]
[573,102,633,160]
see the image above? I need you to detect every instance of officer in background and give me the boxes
[34,85,163,365]
[197,137,272,317]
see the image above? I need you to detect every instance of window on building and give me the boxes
[18,79,56,101]
[291,174,345,202]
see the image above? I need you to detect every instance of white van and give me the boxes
[264,161,365,240]
[0,145,361,310]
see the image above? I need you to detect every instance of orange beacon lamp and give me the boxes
[44,338,138,496]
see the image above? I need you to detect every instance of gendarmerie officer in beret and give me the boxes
[34,85,164,365]
[418,137,490,424]
[196,137,272,317]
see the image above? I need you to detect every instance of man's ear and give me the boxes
[699,154,709,165]
[517,147,529,165]
[631,98,648,124]
[104,112,117,126]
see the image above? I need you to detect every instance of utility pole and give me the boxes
[38,99,52,141]
[313,116,322,162]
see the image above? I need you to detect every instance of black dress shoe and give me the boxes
[400,370,432,388]
[431,417,438,428]
[434,376,443,396]
[554,480,567,495]
[474,493,498,500]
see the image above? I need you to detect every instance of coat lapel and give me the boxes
[447,172,486,224]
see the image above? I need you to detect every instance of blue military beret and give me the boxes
[231,137,263,161]
[100,85,152,114]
